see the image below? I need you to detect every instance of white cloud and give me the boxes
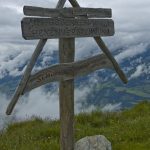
[130,64,150,79]
[0,84,91,129]
[0,48,32,78]
[75,86,91,113]
[15,85,91,119]
[130,65,143,79]
[102,103,122,112]
[115,43,148,63]
[0,40,59,78]
[0,93,13,130]
[15,87,60,119]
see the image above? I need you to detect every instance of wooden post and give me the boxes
[6,39,47,115]
[59,38,75,150]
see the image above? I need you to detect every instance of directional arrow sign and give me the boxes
[21,18,114,39]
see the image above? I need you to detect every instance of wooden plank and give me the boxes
[69,0,80,7]
[6,39,47,115]
[6,0,66,115]
[56,0,67,8]
[69,0,128,84]
[24,6,112,18]
[24,54,112,93]
[94,37,128,84]
[21,18,114,39]
[59,38,75,150]
[57,1,72,150]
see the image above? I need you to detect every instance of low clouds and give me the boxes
[102,103,122,112]
[130,64,150,79]
[0,46,32,78]
[115,43,148,63]
[15,87,60,119]
[15,85,91,119]
[0,85,91,129]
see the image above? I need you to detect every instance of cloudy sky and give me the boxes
[0,0,150,78]
[0,0,150,77]
[0,0,150,127]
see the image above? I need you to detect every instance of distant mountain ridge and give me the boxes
[0,45,150,109]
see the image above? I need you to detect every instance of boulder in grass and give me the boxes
[75,135,112,150]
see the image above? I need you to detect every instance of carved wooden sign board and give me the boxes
[6,0,128,150]
[22,17,114,39]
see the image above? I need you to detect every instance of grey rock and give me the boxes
[75,135,112,150]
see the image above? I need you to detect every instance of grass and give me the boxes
[0,101,150,150]
[115,87,150,98]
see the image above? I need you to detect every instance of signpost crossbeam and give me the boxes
[23,54,113,93]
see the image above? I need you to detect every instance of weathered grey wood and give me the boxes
[24,54,112,93]
[94,37,128,83]
[69,0,80,7]
[56,0,67,8]
[56,2,73,150]
[24,6,112,18]
[57,2,75,150]
[69,0,128,84]
[6,0,66,115]
[59,38,75,150]
[6,39,47,115]
[21,18,114,40]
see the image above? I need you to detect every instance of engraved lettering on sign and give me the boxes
[21,18,114,39]
[36,71,55,83]
[23,54,113,93]
[32,56,109,85]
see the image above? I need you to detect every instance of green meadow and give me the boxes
[0,101,149,150]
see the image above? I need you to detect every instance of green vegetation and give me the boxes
[95,81,150,98]
[0,101,150,150]
[115,87,150,98]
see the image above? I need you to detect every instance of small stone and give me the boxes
[75,135,112,150]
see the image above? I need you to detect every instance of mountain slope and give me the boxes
[0,45,150,109]
[0,101,150,150]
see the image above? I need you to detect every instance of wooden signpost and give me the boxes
[6,0,128,150]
